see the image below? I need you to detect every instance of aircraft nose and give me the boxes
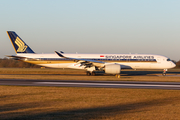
[171,62,176,68]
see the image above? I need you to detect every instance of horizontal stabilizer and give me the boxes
[5,55,27,60]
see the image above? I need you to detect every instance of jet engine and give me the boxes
[104,64,121,74]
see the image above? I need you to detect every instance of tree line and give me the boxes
[176,61,180,68]
[0,58,179,68]
[0,58,40,68]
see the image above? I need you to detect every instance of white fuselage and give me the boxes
[16,53,176,70]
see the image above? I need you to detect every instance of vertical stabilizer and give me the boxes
[7,31,35,53]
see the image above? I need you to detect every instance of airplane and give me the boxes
[6,31,176,77]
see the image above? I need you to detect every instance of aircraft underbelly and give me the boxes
[38,63,71,68]
[120,62,151,69]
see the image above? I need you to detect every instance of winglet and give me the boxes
[55,51,65,58]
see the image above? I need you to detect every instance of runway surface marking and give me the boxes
[36,82,180,88]
[157,75,180,77]
[1,79,180,90]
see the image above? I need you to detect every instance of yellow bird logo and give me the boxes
[15,37,27,52]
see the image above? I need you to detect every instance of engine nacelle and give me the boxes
[104,64,121,74]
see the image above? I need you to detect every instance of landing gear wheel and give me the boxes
[162,73,166,76]
[92,72,96,76]
[86,71,91,76]
[115,74,121,78]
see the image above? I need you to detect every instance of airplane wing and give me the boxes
[55,51,105,67]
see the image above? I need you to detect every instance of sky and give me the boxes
[0,0,180,61]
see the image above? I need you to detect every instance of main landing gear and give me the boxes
[86,71,96,76]
[162,69,167,76]
[115,74,121,78]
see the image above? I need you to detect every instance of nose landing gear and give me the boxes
[162,69,167,76]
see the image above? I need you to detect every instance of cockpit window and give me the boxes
[167,58,171,61]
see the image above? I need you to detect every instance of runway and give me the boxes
[1,79,180,90]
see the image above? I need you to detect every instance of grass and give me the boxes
[1,68,180,119]
[0,68,86,75]
[1,86,180,119]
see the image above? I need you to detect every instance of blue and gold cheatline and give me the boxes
[22,58,157,65]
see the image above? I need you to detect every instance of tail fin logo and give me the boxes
[15,37,28,52]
